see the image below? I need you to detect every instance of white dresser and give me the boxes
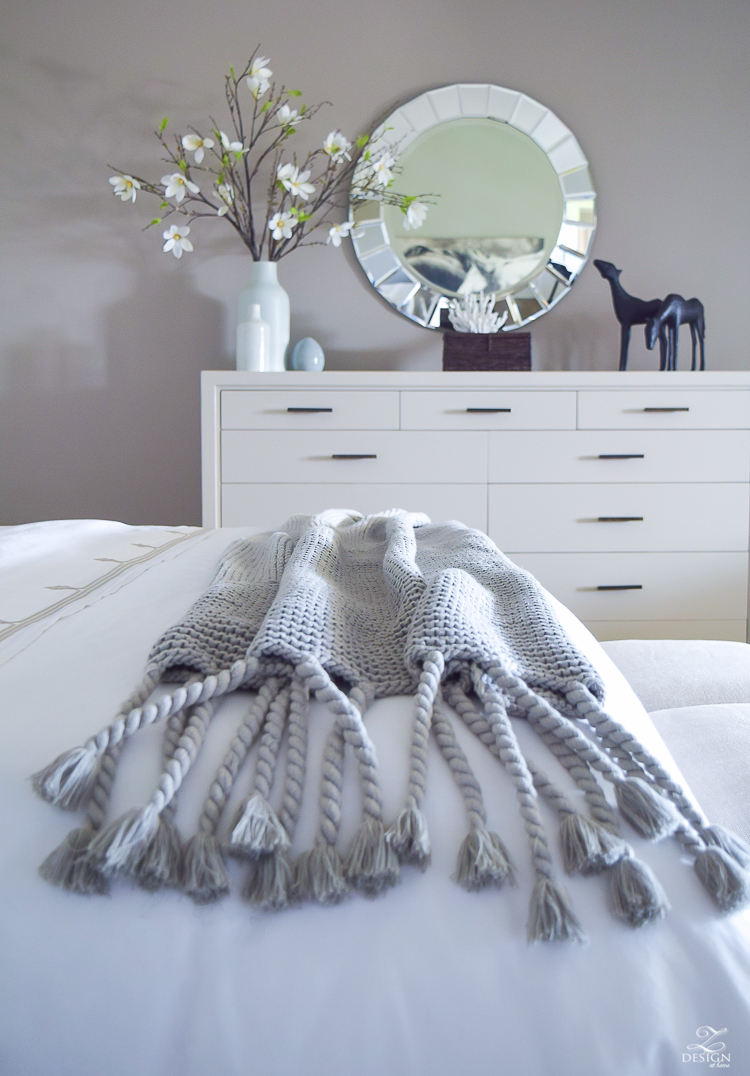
[201,371,750,642]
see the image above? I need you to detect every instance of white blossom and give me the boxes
[370,154,395,187]
[277,164,315,200]
[219,130,246,154]
[277,104,300,127]
[286,168,315,201]
[161,173,200,202]
[109,174,140,202]
[181,133,214,164]
[323,130,351,162]
[326,221,355,247]
[246,56,272,99]
[162,224,193,258]
[269,211,295,240]
[216,183,234,216]
[404,200,428,230]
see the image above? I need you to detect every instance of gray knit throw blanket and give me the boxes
[34,510,750,940]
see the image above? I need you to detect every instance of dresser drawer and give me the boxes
[221,390,400,430]
[221,483,487,530]
[489,483,749,552]
[221,431,487,484]
[509,552,749,621]
[400,391,576,430]
[577,390,750,429]
[489,430,750,483]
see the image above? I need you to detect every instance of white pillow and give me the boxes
[600,638,750,712]
[649,702,750,842]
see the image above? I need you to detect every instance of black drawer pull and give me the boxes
[331,454,377,460]
[642,407,689,413]
[465,407,511,413]
[596,584,643,591]
[596,516,644,522]
[598,454,645,459]
[287,407,333,413]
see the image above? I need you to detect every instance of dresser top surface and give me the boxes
[202,370,750,390]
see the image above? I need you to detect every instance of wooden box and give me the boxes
[442,331,531,371]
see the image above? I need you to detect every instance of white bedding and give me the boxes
[1,520,749,1076]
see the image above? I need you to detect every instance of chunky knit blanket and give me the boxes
[34,510,750,940]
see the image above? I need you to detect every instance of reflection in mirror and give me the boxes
[351,85,596,331]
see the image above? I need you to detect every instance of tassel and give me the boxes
[614,778,679,840]
[227,793,289,859]
[559,813,626,876]
[181,832,229,904]
[703,825,750,871]
[31,745,99,810]
[292,844,351,905]
[387,806,431,869]
[694,847,750,914]
[243,850,292,911]
[609,852,670,927]
[86,804,161,874]
[38,825,109,896]
[344,816,400,898]
[134,815,183,891]
[454,828,516,892]
[526,876,587,943]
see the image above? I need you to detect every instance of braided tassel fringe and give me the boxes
[609,852,670,928]
[228,794,290,859]
[244,850,293,911]
[454,828,516,891]
[614,778,681,841]
[32,746,99,811]
[694,847,750,913]
[293,844,351,905]
[38,824,109,896]
[182,832,230,904]
[559,813,626,876]
[527,877,587,944]
[387,806,431,869]
[134,815,184,891]
[344,817,400,898]
[702,825,750,871]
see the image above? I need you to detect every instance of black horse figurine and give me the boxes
[594,259,663,371]
[645,294,705,371]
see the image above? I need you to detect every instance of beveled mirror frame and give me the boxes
[350,84,597,331]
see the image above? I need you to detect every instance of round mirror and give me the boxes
[350,84,596,331]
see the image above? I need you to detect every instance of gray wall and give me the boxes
[1,0,748,526]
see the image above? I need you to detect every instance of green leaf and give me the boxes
[149,217,162,227]
[260,100,271,113]
[355,135,369,148]
[178,158,187,173]
[229,65,235,78]
[300,103,306,114]
[159,117,169,132]
[159,200,169,209]
[363,150,371,161]
[222,154,230,166]
[287,89,302,96]
[298,212,312,222]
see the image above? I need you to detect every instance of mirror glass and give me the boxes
[351,84,596,331]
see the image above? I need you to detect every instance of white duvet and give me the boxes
[0,519,748,1076]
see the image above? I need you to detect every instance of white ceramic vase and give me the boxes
[236,261,290,372]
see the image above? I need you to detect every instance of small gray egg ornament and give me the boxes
[289,337,325,371]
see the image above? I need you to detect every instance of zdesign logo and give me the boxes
[682,1027,730,1068]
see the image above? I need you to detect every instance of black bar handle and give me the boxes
[598,454,645,459]
[331,454,377,460]
[465,407,511,413]
[642,407,689,413]
[596,584,643,591]
[596,516,644,522]
[287,407,333,413]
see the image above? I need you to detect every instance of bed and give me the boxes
[1,517,749,1076]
